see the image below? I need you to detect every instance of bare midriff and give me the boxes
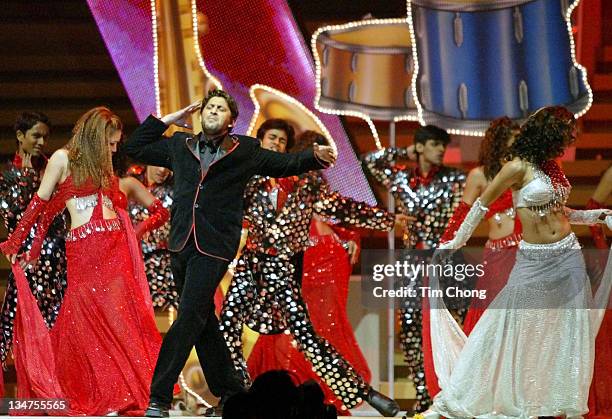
[65,198,118,229]
[486,213,516,240]
[516,208,572,244]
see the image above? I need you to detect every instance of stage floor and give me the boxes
[0,417,405,419]
[156,405,411,418]
[0,406,412,419]
[30,417,410,419]
[2,416,410,419]
[160,410,411,418]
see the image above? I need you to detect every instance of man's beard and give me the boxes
[202,120,224,136]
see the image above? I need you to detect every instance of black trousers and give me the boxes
[149,239,244,404]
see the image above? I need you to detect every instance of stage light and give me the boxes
[151,0,161,116]
[190,0,222,90]
[247,84,338,154]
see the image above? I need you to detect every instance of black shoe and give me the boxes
[367,389,400,417]
[144,401,170,418]
[203,392,237,417]
[203,405,222,417]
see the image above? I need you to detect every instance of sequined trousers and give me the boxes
[0,165,67,363]
[246,233,371,413]
[219,249,370,409]
[0,233,66,363]
[143,250,177,309]
[430,233,602,418]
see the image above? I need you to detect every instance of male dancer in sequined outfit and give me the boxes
[0,112,67,375]
[126,165,178,309]
[363,125,465,411]
[220,123,406,417]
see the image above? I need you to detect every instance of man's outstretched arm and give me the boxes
[363,147,414,187]
[252,143,336,178]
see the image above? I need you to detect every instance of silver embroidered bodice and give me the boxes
[513,164,570,216]
[73,193,114,212]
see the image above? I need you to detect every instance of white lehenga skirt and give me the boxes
[429,233,611,419]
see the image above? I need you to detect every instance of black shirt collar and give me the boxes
[199,132,226,148]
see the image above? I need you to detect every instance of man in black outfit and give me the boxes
[124,89,336,417]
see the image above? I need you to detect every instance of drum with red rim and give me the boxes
[315,21,417,121]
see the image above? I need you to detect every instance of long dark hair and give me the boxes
[509,106,576,166]
[479,117,519,180]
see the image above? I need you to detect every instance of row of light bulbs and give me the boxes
[311,0,594,145]
[152,0,593,147]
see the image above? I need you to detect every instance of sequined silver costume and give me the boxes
[220,172,394,409]
[127,180,177,310]
[364,148,465,411]
[0,158,67,363]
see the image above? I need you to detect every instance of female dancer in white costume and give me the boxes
[421,106,612,419]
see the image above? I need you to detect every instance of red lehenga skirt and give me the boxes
[588,309,612,419]
[587,249,612,419]
[247,230,371,414]
[11,208,161,416]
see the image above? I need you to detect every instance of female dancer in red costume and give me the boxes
[586,165,612,418]
[246,218,371,414]
[0,107,161,416]
[422,117,523,399]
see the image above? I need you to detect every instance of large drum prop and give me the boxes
[410,0,591,133]
[314,21,417,121]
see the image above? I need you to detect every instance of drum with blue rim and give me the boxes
[410,0,591,132]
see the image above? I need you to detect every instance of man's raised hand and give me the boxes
[160,101,201,129]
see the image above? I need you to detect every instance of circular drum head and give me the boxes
[410,0,535,12]
[323,23,412,52]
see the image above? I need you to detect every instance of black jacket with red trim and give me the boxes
[125,115,326,261]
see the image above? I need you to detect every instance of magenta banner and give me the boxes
[88,0,375,203]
